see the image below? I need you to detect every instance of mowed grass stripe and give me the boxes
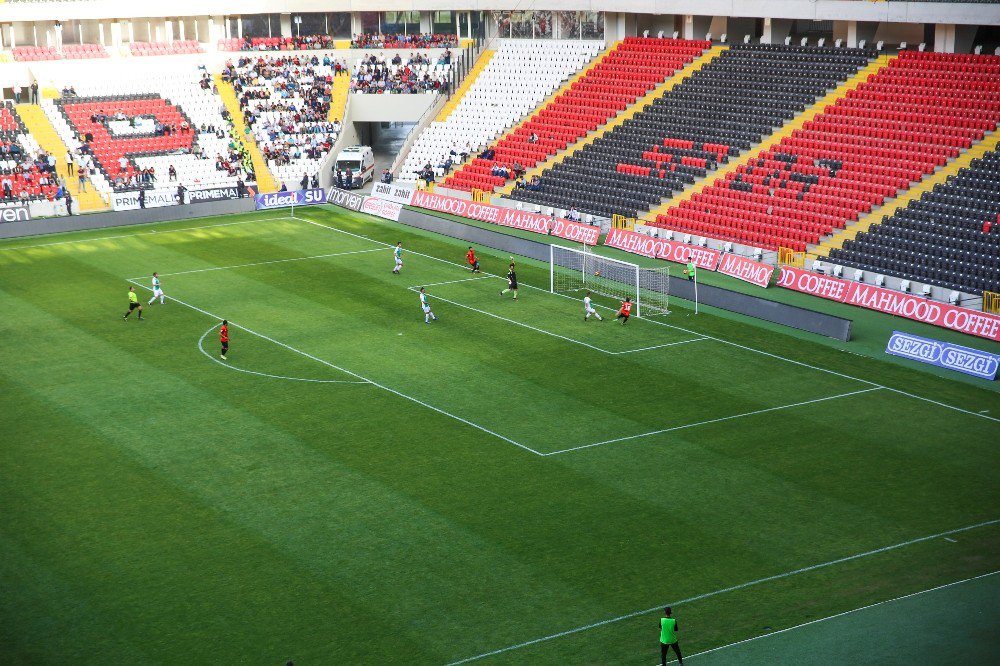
[0,288,673,661]
[2,207,997,663]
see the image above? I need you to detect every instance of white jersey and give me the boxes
[152,276,161,290]
[584,296,594,312]
[420,292,430,311]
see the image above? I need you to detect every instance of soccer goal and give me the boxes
[550,245,670,317]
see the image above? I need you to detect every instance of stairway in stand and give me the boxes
[214,75,278,194]
[15,103,108,212]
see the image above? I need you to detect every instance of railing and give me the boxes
[778,247,805,267]
[984,290,1000,315]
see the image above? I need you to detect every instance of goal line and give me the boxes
[549,245,669,318]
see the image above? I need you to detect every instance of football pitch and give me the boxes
[1,206,998,664]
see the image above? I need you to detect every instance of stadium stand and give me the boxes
[350,51,452,94]
[352,33,458,49]
[41,69,248,197]
[224,55,339,188]
[828,146,1000,294]
[129,40,204,57]
[507,44,876,220]
[0,101,58,205]
[650,51,1000,252]
[397,40,603,182]
[12,44,108,60]
[443,37,711,192]
[217,35,336,52]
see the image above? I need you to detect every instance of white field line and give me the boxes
[609,338,708,355]
[677,570,1000,663]
[129,247,383,280]
[543,388,883,456]
[412,287,705,357]
[0,215,288,252]
[127,280,544,457]
[196,325,368,384]
[444,518,1000,665]
[291,212,1000,425]
[410,276,496,289]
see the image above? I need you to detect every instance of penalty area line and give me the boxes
[674,570,1000,663]
[128,247,384,280]
[292,213,998,426]
[127,280,543,457]
[196,325,368,384]
[543,387,882,455]
[445,518,1000,665]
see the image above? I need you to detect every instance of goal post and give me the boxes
[549,245,669,317]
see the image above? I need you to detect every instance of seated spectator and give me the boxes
[513,162,525,179]
[481,147,495,161]
[567,207,581,222]
[381,168,393,184]
[528,132,538,144]
[438,156,453,174]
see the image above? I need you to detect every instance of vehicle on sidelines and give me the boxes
[335,146,375,189]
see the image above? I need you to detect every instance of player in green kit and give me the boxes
[392,241,403,274]
[659,607,682,665]
[123,286,144,321]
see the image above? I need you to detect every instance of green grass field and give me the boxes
[1,206,998,664]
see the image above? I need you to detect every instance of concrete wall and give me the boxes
[0,198,255,240]
[348,92,441,123]
[1,2,997,27]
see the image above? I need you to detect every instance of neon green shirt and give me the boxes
[128,291,138,304]
[660,617,677,644]
[687,262,696,275]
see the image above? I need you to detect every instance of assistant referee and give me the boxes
[659,606,683,665]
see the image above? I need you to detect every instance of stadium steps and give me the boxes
[434,49,495,122]
[328,72,351,122]
[214,74,278,194]
[15,103,108,212]
[497,45,727,197]
[811,126,1000,258]
[639,55,892,224]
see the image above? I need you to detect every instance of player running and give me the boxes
[123,286,144,321]
[147,272,165,305]
[392,241,403,274]
[466,246,481,273]
[584,291,603,321]
[419,288,438,323]
[616,297,632,325]
[499,262,518,300]
[220,320,230,359]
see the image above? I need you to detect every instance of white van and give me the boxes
[334,145,375,189]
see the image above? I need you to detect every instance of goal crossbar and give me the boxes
[549,245,669,317]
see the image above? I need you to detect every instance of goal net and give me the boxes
[550,245,669,317]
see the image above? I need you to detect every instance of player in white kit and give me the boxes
[392,242,403,274]
[583,291,603,321]
[419,287,438,323]
[147,272,165,305]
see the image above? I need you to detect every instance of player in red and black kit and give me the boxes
[220,319,229,360]
[466,246,480,273]
[616,297,632,325]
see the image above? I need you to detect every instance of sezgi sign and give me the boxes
[0,204,31,223]
[885,331,999,380]
[255,188,326,210]
[778,266,1000,343]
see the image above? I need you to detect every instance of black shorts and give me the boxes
[508,282,518,290]
[128,302,140,311]
[617,312,629,319]
[471,261,480,270]
[221,341,229,350]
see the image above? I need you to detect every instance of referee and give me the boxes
[659,607,683,665]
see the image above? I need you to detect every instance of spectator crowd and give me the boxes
[350,51,452,94]
[222,55,340,176]
[351,33,458,49]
